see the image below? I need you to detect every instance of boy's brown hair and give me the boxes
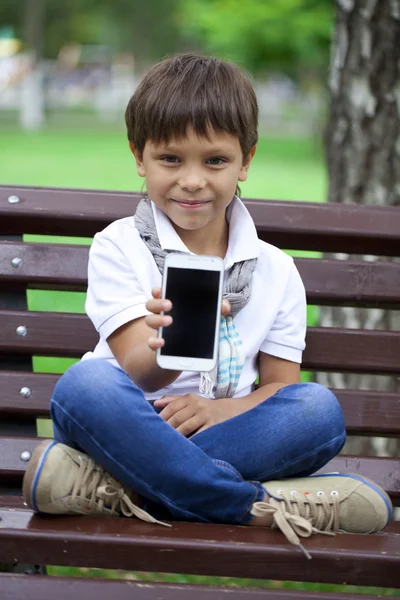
[125,53,258,159]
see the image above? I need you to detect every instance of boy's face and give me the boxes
[130,127,255,246]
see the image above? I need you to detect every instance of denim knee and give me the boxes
[258,381,347,479]
[293,382,346,445]
[50,359,145,424]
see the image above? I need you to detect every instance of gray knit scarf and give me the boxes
[135,197,257,398]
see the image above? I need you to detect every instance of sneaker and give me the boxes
[251,473,392,559]
[22,440,170,527]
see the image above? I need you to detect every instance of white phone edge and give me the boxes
[156,253,224,372]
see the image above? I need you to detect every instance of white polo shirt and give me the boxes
[83,196,306,401]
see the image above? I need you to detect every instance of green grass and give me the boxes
[0,122,326,201]
[8,122,397,595]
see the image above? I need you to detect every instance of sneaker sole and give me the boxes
[22,439,58,512]
[311,472,393,527]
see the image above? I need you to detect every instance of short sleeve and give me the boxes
[85,232,151,340]
[259,261,307,363]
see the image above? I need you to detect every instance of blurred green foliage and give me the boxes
[3,0,333,72]
[44,0,181,63]
[3,0,181,62]
[179,0,333,75]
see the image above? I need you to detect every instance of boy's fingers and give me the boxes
[148,336,165,350]
[146,298,172,314]
[154,395,179,407]
[145,314,172,330]
[152,287,162,298]
[222,299,231,316]
[176,416,202,437]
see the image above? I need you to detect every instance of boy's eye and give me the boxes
[160,155,180,164]
[207,157,226,166]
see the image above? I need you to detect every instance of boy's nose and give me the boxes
[178,171,206,192]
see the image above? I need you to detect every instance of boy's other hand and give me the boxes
[145,287,231,352]
[154,393,240,436]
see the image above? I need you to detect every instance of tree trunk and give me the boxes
[20,0,45,130]
[321,0,400,458]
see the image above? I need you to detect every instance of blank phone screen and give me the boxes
[161,267,221,359]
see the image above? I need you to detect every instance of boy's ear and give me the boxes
[129,141,146,177]
[238,146,257,182]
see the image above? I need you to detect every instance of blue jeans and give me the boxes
[50,359,346,525]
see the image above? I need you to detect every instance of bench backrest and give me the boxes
[0,185,399,502]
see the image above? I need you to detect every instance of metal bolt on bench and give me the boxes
[20,387,32,398]
[16,326,28,337]
[11,257,23,268]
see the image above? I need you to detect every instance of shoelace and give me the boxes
[251,490,340,559]
[70,455,171,527]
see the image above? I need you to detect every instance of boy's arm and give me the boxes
[86,232,181,393]
[197,353,301,424]
[233,352,301,413]
[107,317,182,393]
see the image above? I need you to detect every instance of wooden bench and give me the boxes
[0,184,399,598]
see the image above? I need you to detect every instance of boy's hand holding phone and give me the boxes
[152,253,225,372]
[145,287,231,352]
[154,393,241,436]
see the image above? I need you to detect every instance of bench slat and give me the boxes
[1,437,398,500]
[1,186,399,255]
[2,242,400,308]
[0,371,58,417]
[0,573,388,600]
[0,507,399,587]
[0,241,88,292]
[0,310,399,375]
[333,389,400,436]
[303,328,400,374]
[1,371,399,437]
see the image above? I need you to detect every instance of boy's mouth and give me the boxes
[171,199,210,209]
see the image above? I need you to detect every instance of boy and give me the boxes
[23,54,392,557]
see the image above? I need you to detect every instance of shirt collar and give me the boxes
[151,196,260,268]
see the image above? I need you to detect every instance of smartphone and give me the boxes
[156,253,224,372]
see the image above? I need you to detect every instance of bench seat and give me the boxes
[0,498,399,587]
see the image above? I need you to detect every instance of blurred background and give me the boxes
[0,0,333,199]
